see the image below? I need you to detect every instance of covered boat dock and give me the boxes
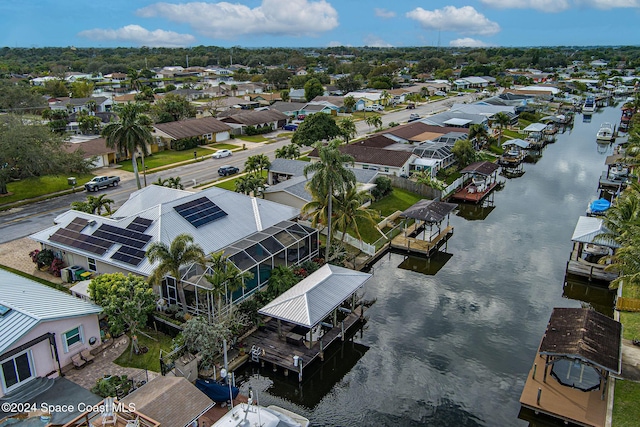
[390,199,456,256]
[450,161,500,203]
[566,216,619,284]
[245,264,372,381]
[520,308,621,427]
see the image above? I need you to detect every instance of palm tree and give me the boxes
[265,265,297,299]
[275,143,300,159]
[146,234,206,312]
[166,176,184,189]
[494,112,511,148]
[102,102,153,190]
[332,186,376,243]
[280,90,290,102]
[304,140,356,262]
[89,194,114,215]
[380,90,391,106]
[153,177,168,187]
[244,154,271,174]
[468,124,490,149]
[343,96,356,113]
[338,117,357,144]
[204,251,253,318]
[235,173,265,196]
[365,115,382,132]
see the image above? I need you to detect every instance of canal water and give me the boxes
[236,105,623,426]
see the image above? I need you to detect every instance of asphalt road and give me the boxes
[0,94,476,244]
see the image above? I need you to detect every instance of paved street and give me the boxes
[0,94,474,244]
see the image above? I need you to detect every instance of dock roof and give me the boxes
[400,200,457,223]
[571,216,619,248]
[258,264,371,328]
[539,308,621,373]
[460,161,499,176]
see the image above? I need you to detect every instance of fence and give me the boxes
[388,175,442,199]
[300,220,376,256]
[443,177,465,198]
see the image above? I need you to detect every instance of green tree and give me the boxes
[380,90,391,106]
[88,273,155,337]
[338,117,357,144]
[264,68,291,89]
[304,78,324,102]
[265,265,298,300]
[0,80,46,113]
[44,79,68,97]
[332,185,376,243]
[146,233,206,312]
[47,109,69,134]
[468,124,490,149]
[234,173,266,196]
[451,138,477,167]
[70,80,94,98]
[102,102,153,190]
[343,95,356,113]
[244,154,271,174]
[204,251,253,317]
[152,93,196,123]
[77,112,102,135]
[280,90,290,102]
[292,113,342,146]
[336,76,361,94]
[365,115,382,132]
[0,115,89,194]
[494,112,511,147]
[303,140,356,262]
[166,176,184,189]
[275,143,300,159]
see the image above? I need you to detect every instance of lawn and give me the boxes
[0,174,95,207]
[207,143,240,151]
[118,148,215,172]
[212,170,268,191]
[113,329,174,372]
[236,135,270,143]
[612,380,640,427]
[369,188,423,217]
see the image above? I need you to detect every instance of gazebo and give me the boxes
[400,199,457,242]
[451,161,500,203]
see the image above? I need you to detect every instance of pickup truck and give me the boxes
[84,176,120,192]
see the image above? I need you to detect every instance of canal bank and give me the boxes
[235,105,624,426]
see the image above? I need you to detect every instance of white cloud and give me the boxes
[137,0,338,39]
[481,0,639,11]
[78,25,195,47]
[406,6,500,36]
[450,37,490,47]
[374,8,396,18]
[363,35,394,48]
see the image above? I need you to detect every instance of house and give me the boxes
[301,101,336,116]
[167,88,207,102]
[49,96,113,113]
[269,101,307,118]
[310,96,347,111]
[219,109,288,134]
[309,144,417,176]
[0,269,102,397]
[380,122,469,144]
[411,132,468,176]
[30,186,319,318]
[152,116,232,147]
[345,91,382,110]
[449,103,517,123]
[62,137,117,168]
[289,88,306,102]
[264,159,378,210]
[419,111,488,129]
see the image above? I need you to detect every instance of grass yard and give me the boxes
[369,188,423,217]
[620,311,640,340]
[612,380,640,427]
[236,135,270,143]
[212,170,268,191]
[114,329,174,372]
[207,143,240,150]
[502,129,522,139]
[118,148,214,172]
[0,174,95,206]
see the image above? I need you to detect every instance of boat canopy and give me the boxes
[523,123,547,133]
[400,200,457,224]
[571,216,619,248]
[502,138,530,149]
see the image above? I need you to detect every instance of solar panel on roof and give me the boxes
[93,224,152,249]
[174,197,228,228]
[66,217,89,232]
[49,227,111,255]
[126,217,153,232]
[111,246,146,266]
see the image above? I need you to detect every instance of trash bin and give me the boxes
[68,177,77,186]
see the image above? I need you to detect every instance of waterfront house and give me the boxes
[308,144,417,176]
[0,270,102,398]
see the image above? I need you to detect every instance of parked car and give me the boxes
[297,114,306,120]
[283,124,298,131]
[212,149,232,159]
[84,176,120,192]
[408,113,421,122]
[218,165,239,176]
[371,104,384,111]
[406,103,416,109]
[434,91,447,96]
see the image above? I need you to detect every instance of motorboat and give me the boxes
[583,96,596,113]
[586,198,611,216]
[596,122,614,142]
[608,164,629,181]
[212,390,310,427]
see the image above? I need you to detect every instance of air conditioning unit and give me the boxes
[60,267,73,284]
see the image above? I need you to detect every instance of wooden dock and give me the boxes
[450,182,498,204]
[390,226,453,256]
[566,260,618,284]
[598,171,628,191]
[520,353,607,427]
[243,306,367,381]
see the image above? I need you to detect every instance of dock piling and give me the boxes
[537,388,542,405]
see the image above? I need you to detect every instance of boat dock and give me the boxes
[566,244,618,284]
[598,171,628,191]
[243,307,367,382]
[390,225,453,256]
[450,181,498,203]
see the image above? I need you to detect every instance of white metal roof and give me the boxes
[443,118,472,126]
[112,185,193,219]
[258,264,371,328]
[571,216,619,248]
[0,269,102,354]
[502,138,530,149]
[523,123,548,133]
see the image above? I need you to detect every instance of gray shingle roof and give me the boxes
[0,269,102,354]
[309,144,415,168]
[269,159,309,176]
[220,109,287,126]
[154,116,231,140]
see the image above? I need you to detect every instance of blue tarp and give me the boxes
[589,199,611,213]
[196,378,240,402]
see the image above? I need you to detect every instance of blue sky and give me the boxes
[2,0,640,49]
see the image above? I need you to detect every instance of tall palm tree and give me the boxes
[89,194,114,215]
[204,251,253,318]
[365,115,382,132]
[332,186,376,243]
[343,96,356,113]
[275,143,300,159]
[244,154,271,174]
[147,233,206,312]
[494,112,511,148]
[166,176,184,189]
[380,90,391,106]
[338,117,357,144]
[468,124,490,149]
[102,102,153,190]
[304,140,356,262]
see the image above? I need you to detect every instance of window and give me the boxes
[87,258,97,272]
[204,133,212,140]
[63,326,84,352]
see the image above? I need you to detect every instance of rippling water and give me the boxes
[236,105,623,426]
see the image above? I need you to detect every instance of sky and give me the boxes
[1,0,640,49]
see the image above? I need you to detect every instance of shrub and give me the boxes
[371,176,392,200]
[173,136,201,151]
[36,249,55,268]
[244,125,274,136]
[91,375,132,398]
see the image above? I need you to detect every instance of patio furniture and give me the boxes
[81,349,95,363]
[125,417,140,427]
[71,353,87,369]
[101,397,117,425]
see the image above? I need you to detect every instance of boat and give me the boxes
[586,198,611,216]
[212,390,310,427]
[596,122,614,142]
[196,378,240,402]
[582,96,596,113]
